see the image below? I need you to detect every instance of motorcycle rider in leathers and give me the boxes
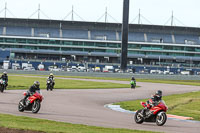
[1,71,8,88]
[47,73,55,87]
[23,81,40,106]
[140,90,163,117]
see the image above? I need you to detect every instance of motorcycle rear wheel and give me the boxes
[18,100,24,112]
[32,100,41,113]
[134,110,144,124]
[156,111,167,126]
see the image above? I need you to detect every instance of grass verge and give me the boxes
[0,113,158,133]
[115,91,200,121]
[7,76,129,90]
[9,73,200,86]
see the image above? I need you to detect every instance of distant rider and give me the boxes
[140,90,163,117]
[47,73,55,87]
[1,71,8,89]
[23,81,40,106]
[130,76,136,89]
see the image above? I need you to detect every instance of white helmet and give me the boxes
[3,71,7,75]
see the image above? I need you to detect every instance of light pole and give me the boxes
[120,0,130,72]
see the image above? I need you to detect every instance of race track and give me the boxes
[0,78,200,133]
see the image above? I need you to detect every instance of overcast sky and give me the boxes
[0,0,199,27]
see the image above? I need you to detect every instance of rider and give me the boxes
[130,76,136,89]
[140,90,163,117]
[47,73,55,87]
[23,81,40,106]
[1,71,8,88]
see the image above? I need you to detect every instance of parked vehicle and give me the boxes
[134,99,168,126]
[22,63,32,69]
[0,79,6,92]
[103,66,114,73]
[38,64,45,71]
[12,63,20,70]
[48,66,61,71]
[95,67,101,72]
[24,67,35,71]
[3,60,10,69]
[18,91,43,113]
[181,71,190,75]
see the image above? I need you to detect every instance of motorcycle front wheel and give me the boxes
[32,100,41,113]
[134,110,144,124]
[18,100,24,112]
[156,111,167,126]
[0,85,4,93]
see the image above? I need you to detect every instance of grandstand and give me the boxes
[0,18,200,70]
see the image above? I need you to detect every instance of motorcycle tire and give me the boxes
[134,110,144,124]
[0,87,4,93]
[32,100,41,113]
[18,100,24,112]
[156,111,167,126]
[47,85,49,91]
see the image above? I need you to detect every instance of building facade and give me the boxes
[0,18,200,68]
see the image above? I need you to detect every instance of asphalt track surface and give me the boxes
[0,77,200,133]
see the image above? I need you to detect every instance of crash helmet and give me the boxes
[155,90,162,97]
[50,73,53,76]
[3,71,7,75]
[131,76,135,80]
[34,81,40,88]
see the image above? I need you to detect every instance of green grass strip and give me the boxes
[8,73,200,86]
[7,76,129,90]
[115,91,200,121]
[0,114,158,133]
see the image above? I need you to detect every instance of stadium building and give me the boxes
[0,18,200,71]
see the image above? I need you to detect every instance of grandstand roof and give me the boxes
[0,18,200,35]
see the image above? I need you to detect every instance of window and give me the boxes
[95,42,106,47]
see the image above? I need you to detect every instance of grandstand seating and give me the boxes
[0,27,3,35]
[174,34,199,44]
[34,27,60,38]
[6,26,31,36]
[128,32,145,42]
[91,30,116,41]
[91,52,117,57]
[62,29,88,39]
[146,33,172,43]
[1,26,200,45]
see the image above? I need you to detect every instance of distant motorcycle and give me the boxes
[18,91,43,113]
[134,99,168,126]
[46,78,54,91]
[130,80,136,89]
[0,79,6,93]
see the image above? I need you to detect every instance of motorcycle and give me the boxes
[46,78,54,91]
[134,99,168,126]
[18,91,43,113]
[0,79,6,93]
[130,80,136,89]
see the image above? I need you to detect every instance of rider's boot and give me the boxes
[139,108,148,117]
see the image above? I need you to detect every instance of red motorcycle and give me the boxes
[134,99,168,126]
[18,91,43,113]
